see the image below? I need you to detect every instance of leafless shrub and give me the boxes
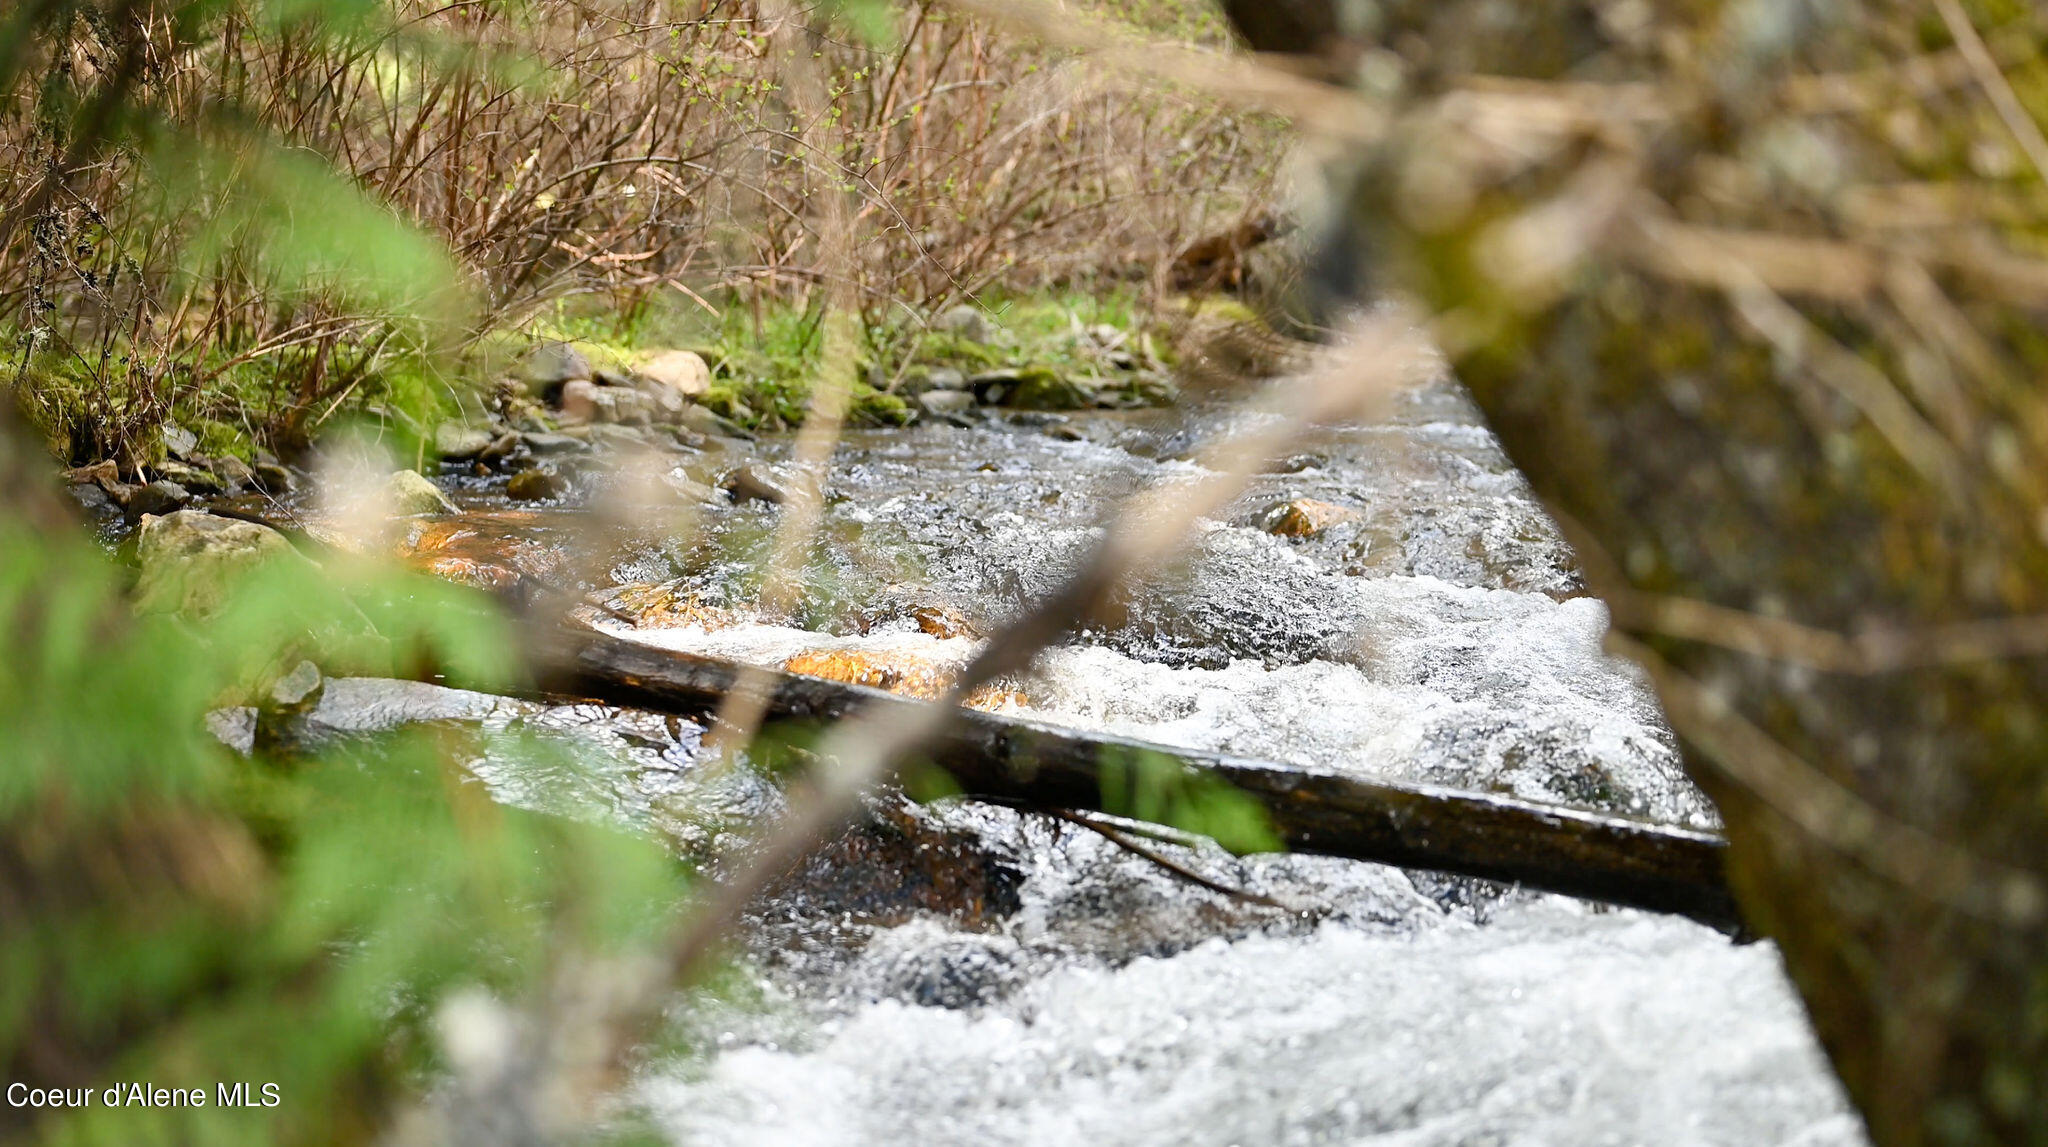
[0,1,1291,458]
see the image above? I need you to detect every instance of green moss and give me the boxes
[850,386,912,426]
[912,331,1006,369]
[695,384,754,423]
[1006,367,1094,410]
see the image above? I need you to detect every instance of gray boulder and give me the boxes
[935,304,996,344]
[385,469,458,516]
[635,349,711,397]
[435,422,497,460]
[135,510,306,618]
[918,389,975,417]
[521,342,592,395]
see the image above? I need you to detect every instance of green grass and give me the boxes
[8,284,1176,467]
[523,286,1165,431]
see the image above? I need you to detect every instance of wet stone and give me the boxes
[521,431,590,455]
[124,479,192,521]
[157,460,224,495]
[726,460,803,505]
[1261,498,1362,539]
[436,422,497,460]
[214,456,257,491]
[68,481,115,515]
[267,659,325,711]
[478,431,522,465]
[507,468,566,501]
[385,469,458,516]
[134,510,306,618]
[918,390,975,418]
[251,461,296,495]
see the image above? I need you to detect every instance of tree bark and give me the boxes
[532,625,1743,933]
[1217,2,2048,1143]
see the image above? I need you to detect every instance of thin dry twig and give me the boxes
[1931,0,2048,189]
[653,309,1426,1004]
[702,1,858,759]
[938,0,1385,145]
[1608,588,2048,676]
[1039,805,1297,911]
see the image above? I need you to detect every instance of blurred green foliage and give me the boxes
[1098,746,1281,856]
[1,8,688,1133]
[0,454,688,1145]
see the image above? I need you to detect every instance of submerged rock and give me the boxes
[398,513,569,595]
[506,467,565,501]
[660,471,726,507]
[781,647,1021,711]
[1261,498,1361,539]
[602,583,746,630]
[726,460,804,505]
[134,510,306,618]
[912,604,979,640]
[758,797,1024,932]
[385,469,458,516]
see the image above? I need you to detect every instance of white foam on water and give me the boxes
[604,571,1710,827]
[1022,575,1711,826]
[638,902,1865,1147]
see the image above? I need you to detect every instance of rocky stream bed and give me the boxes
[91,358,1869,1145]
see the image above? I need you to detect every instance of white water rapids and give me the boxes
[591,388,1868,1146]
[258,377,1873,1145]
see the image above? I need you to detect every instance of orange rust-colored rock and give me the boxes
[607,583,744,630]
[911,604,979,640]
[396,513,566,593]
[781,647,1021,711]
[1261,498,1361,539]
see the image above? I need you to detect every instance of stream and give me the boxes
[284,376,1867,1145]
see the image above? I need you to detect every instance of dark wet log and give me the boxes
[532,626,1742,933]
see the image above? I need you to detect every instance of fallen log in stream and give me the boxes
[533,626,1744,934]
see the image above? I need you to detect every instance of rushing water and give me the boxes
[567,381,1861,1145]
[295,378,1867,1144]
